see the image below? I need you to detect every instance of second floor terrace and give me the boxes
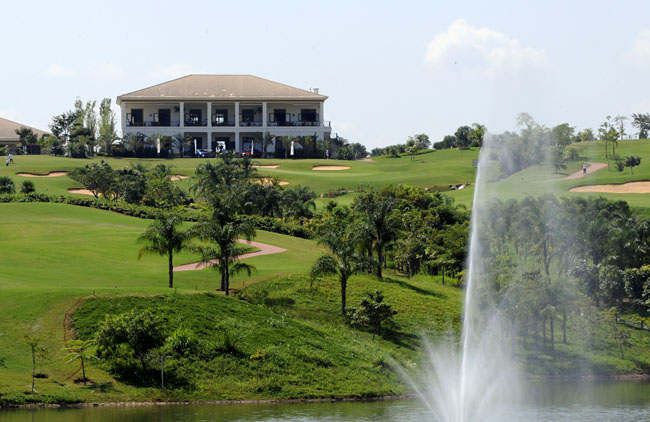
[122,101,331,129]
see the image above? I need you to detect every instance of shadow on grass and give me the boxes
[381,277,446,298]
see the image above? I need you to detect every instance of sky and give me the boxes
[1,0,650,148]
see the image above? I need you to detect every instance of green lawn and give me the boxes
[0,150,478,200]
[0,202,460,403]
[445,139,650,210]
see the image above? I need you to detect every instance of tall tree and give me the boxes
[49,110,79,143]
[262,131,275,158]
[15,127,38,154]
[98,98,118,155]
[311,208,368,315]
[137,213,190,288]
[353,189,399,278]
[191,215,256,296]
[631,113,650,139]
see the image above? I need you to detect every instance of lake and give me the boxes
[1,380,650,421]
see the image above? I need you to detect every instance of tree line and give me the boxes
[475,195,650,359]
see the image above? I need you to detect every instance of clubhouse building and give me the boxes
[116,75,332,155]
[0,117,49,155]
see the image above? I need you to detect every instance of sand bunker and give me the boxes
[16,171,67,177]
[170,175,189,181]
[252,165,280,169]
[312,165,350,171]
[570,181,650,194]
[256,178,289,186]
[67,188,96,196]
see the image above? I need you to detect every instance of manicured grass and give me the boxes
[446,139,650,210]
[0,150,478,199]
[0,202,461,402]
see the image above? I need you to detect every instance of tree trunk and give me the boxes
[542,317,547,351]
[168,249,174,288]
[534,318,539,358]
[225,270,230,296]
[81,356,86,385]
[550,316,555,357]
[376,246,383,279]
[511,315,516,356]
[562,311,567,344]
[221,266,227,293]
[340,277,347,316]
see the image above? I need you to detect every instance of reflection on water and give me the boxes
[1,380,650,422]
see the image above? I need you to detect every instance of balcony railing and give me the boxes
[212,118,235,127]
[126,120,180,127]
[239,120,262,127]
[185,119,208,127]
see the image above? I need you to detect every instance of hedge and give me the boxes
[0,193,313,239]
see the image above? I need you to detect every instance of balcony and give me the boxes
[184,118,208,127]
[239,120,262,127]
[211,116,235,127]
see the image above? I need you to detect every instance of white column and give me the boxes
[120,103,127,135]
[207,133,212,152]
[207,102,212,127]
[234,131,240,152]
[179,102,185,128]
[235,102,240,127]
[262,102,267,127]
[319,101,325,126]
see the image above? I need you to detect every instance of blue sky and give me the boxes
[2,0,650,148]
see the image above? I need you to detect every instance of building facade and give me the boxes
[116,75,331,156]
[0,117,49,154]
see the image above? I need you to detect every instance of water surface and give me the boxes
[2,380,650,422]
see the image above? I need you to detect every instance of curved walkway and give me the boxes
[557,162,607,181]
[173,239,287,272]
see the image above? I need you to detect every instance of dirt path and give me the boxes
[173,239,287,272]
[557,162,607,180]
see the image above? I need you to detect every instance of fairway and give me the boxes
[0,149,479,199]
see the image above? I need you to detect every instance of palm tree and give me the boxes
[281,186,316,220]
[262,131,275,158]
[63,339,96,385]
[192,216,256,295]
[311,211,368,315]
[353,190,399,279]
[137,213,190,288]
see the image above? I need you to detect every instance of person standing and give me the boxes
[8,153,13,164]
[5,157,9,166]
[582,163,587,175]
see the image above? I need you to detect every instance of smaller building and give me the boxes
[0,117,50,154]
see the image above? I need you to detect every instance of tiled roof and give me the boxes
[0,117,49,140]
[117,75,327,102]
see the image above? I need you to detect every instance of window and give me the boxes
[273,109,286,125]
[158,109,170,126]
[300,109,317,123]
[242,109,255,123]
[189,109,202,126]
[214,109,228,126]
[130,109,143,126]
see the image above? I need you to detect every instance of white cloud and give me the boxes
[89,62,126,79]
[45,63,76,78]
[625,29,650,66]
[147,64,205,81]
[424,19,548,78]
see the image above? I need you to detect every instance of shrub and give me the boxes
[0,176,15,194]
[20,180,35,194]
